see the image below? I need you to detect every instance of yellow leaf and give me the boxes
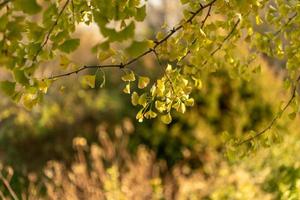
[82,75,96,88]
[123,83,131,94]
[136,110,144,122]
[145,110,157,119]
[185,98,194,106]
[98,48,115,62]
[131,92,139,106]
[138,76,150,89]
[121,71,136,82]
[138,93,148,107]
[155,100,166,113]
[60,55,70,69]
[161,113,172,124]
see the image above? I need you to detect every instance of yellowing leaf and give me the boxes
[138,93,148,107]
[161,113,172,124]
[138,76,150,89]
[98,48,115,62]
[156,80,165,97]
[82,75,96,88]
[179,102,186,113]
[136,110,144,122]
[60,55,70,69]
[255,15,263,25]
[121,71,136,82]
[123,83,131,94]
[131,92,139,106]
[145,110,157,119]
[155,100,166,113]
[22,93,38,109]
[185,98,194,106]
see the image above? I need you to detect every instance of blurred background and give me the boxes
[0,0,300,199]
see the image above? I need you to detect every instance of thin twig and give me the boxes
[152,49,177,96]
[238,75,300,145]
[197,18,240,68]
[237,12,299,145]
[273,12,298,37]
[44,0,218,80]
[32,0,70,63]
[180,2,214,61]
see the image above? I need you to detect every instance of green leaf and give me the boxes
[288,112,297,120]
[136,5,146,21]
[0,81,15,96]
[95,70,105,88]
[14,69,29,86]
[58,39,80,53]
[126,40,149,57]
[14,0,42,15]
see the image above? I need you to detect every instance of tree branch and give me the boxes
[179,2,214,61]
[237,12,299,145]
[32,0,70,63]
[238,75,300,145]
[44,0,218,80]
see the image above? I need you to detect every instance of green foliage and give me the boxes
[0,0,300,165]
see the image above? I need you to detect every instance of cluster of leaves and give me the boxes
[0,0,299,146]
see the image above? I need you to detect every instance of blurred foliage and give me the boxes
[0,0,300,199]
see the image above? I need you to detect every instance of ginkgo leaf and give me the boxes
[95,70,105,88]
[60,55,70,69]
[131,92,139,106]
[161,113,172,124]
[0,81,16,96]
[121,71,135,82]
[144,110,157,119]
[123,83,131,94]
[185,98,194,106]
[136,109,144,122]
[59,39,80,53]
[138,93,148,107]
[82,75,96,88]
[98,48,115,62]
[22,93,38,109]
[178,102,186,113]
[14,0,42,15]
[138,76,150,89]
[14,69,29,86]
[155,100,166,113]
